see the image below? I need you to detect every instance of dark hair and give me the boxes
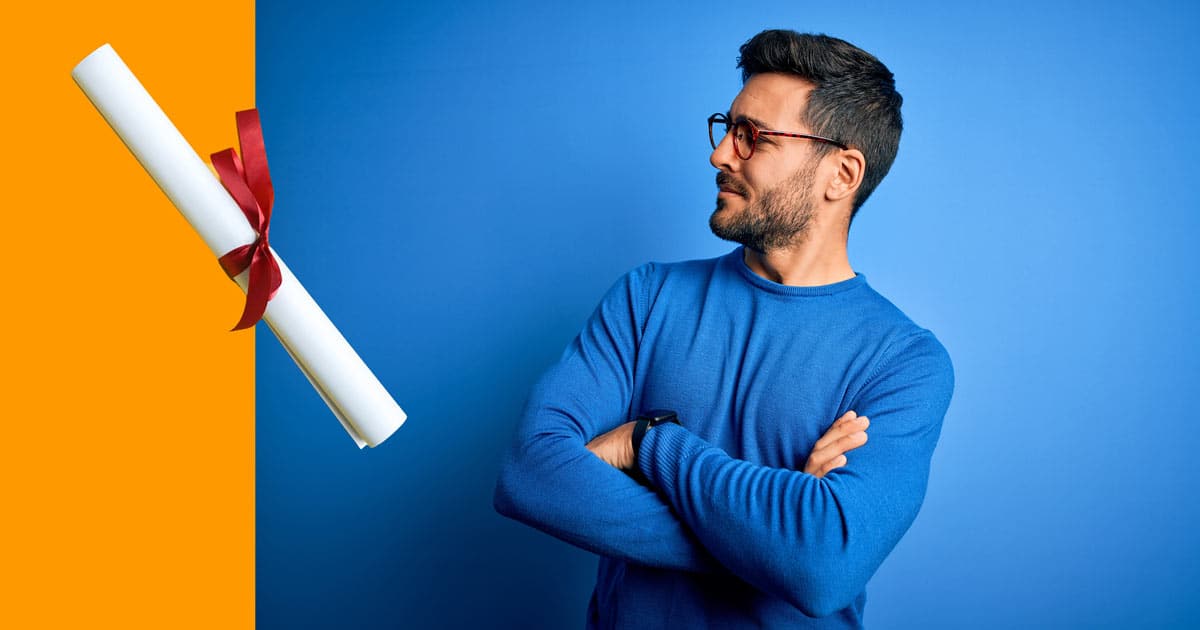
[738,30,902,220]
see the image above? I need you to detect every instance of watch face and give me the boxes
[639,410,679,425]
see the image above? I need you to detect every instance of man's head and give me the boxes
[709,30,903,250]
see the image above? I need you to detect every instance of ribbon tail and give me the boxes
[211,148,263,229]
[218,243,254,279]
[214,108,278,332]
[236,109,274,217]
[230,245,274,331]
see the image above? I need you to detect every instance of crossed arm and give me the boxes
[493,270,953,617]
[494,383,871,578]
[586,409,870,479]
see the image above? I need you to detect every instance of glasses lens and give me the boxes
[732,121,754,159]
[708,116,729,150]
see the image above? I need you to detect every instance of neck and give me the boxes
[742,229,854,287]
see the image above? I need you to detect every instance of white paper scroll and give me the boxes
[72,44,406,448]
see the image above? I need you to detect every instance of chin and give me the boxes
[708,212,739,244]
[715,196,743,213]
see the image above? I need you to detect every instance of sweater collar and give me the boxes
[726,247,867,297]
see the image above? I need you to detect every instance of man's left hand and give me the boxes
[586,421,638,472]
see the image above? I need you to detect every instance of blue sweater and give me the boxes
[494,248,954,628]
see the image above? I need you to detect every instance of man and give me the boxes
[494,29,954,628]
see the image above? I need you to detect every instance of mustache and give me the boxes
[716,172,747,197]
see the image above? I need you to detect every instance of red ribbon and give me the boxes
[211,109,281,331]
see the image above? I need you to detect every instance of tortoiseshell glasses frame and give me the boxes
[707,112,848,160]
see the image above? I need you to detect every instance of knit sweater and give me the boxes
[494,247,954,628]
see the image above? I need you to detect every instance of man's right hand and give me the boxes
[803,411,869,478]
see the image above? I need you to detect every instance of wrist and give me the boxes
[632,409,681,465]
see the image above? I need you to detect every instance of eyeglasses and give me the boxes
[707,113,847,160]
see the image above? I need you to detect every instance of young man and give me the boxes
[494,30,954,628]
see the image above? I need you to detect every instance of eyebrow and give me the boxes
[727,111,773,131]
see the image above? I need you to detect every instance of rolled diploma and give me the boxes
[72,44,406,448]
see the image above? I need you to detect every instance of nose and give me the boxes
[710,129,738,173]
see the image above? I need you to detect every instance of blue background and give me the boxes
[256,1,1200,628]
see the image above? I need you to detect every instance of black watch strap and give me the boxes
[632,409,681,460]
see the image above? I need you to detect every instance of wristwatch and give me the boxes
[632,409,681,461]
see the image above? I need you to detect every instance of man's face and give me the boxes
[709,73,824,252]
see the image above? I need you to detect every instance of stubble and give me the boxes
[709,159,819,253]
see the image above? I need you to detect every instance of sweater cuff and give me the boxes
[637,423,711,498]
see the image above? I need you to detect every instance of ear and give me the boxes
[823,148,865,205]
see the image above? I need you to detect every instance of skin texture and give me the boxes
[587,412,869,477]
[588,72,873,476]
[710,73,866,287]
[709,155,820,252]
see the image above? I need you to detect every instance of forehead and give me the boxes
[729,73,815,128]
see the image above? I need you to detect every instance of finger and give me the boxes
[831,430,869,455]
[819,454,849,477]
[831,412,867,434]
[810,430,868,467]
[841,414,868,430]
[830,411,858,433]
[813,414,869,451]
[812,412,856,450]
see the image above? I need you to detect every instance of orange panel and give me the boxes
[0,2,255,628]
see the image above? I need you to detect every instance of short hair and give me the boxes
[738,30,903,220]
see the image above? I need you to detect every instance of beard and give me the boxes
[709,160,818,252]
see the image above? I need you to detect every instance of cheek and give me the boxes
[744,159,804,198]
[741,168,775,198]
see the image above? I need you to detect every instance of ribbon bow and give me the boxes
[210,109,281,331]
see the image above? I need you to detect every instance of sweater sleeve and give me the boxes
[493,266,722,574]
[636,331,954,617]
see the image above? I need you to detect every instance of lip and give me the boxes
[716,172,747,197]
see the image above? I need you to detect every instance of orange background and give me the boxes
[1,3,255,627]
